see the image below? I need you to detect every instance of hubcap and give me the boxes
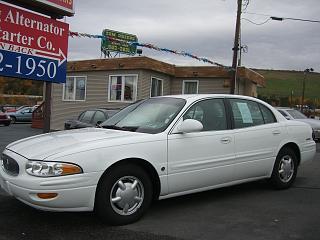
[110,176,144,216]
[278,155,294,183]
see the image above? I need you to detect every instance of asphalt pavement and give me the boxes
[0,124,319,240]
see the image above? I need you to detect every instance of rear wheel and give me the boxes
[95,164,153,225]
[270,148,298,189]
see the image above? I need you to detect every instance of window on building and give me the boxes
[150,77,163,97]
[109,75,137,102]
[63,76,86,101]
[183,80,199,94]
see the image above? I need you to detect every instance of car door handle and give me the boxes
[220,137,232,144]
[272,130,281,135]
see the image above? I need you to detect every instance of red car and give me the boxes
[0,111,11,126]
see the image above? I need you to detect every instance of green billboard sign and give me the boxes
[101,29,138,55]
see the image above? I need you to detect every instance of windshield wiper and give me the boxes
[101,125,138,132]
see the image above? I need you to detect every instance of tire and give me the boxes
[270,148,298,189]
[95,163,153,225]
[10,117,16,124]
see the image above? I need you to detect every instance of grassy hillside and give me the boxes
[256,69,320,99]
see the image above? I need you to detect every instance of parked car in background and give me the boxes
[277,107,320,142]
[64,108,120,130]
[5,105,30,113]
[0,95,316,225]
[0,111,11,126]
[0,105,21,113]
[8,106,34,123]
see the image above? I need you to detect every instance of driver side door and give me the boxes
[167,98,235,194]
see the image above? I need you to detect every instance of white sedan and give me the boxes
[0,95,316,225]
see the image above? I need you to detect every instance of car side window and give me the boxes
[23,108,32,113]
[81,111,95,123]
[92,111,106,124]
[183,99,227,131]
[78,112,85,121]
[230,99,264,129]
[259,104,276,124]
[278,110,288,117]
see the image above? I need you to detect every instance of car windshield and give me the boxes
[287,110,307,119]
[100,98,186,134]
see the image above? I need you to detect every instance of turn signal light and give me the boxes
[37,193,58,199]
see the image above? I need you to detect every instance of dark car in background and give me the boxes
[64,108,120,130]
[0,111,11,126]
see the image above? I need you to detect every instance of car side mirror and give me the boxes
[285,116,291,120]
[174,119,203,134]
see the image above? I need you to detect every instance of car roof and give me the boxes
[154,94,268,103]
[276,107,297,111]
[80,108,120,114]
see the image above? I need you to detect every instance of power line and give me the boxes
[243,11,320,23]
[242,17,271,25]
[242,0,250,11]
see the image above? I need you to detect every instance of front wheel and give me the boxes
[270,148,298,189]
[95,164,153,225]
[10,117,16,124]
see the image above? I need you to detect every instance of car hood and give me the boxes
[294,119,320,129]
[6,128,145,160]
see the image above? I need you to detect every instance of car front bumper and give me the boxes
[0,149,103,212]
[0,119,11,125]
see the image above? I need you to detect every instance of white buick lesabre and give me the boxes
[0,95,316,225]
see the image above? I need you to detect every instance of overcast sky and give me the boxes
[66,0,320,72]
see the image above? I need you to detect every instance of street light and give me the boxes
[301,68,314,112]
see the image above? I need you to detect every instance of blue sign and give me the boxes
[0,49,66,83]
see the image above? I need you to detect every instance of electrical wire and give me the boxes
[241,17,271,25]
[242,0,250,12]
[243,11,320,23]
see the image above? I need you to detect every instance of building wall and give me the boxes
[51,69,171,130]
[170,77,231,95]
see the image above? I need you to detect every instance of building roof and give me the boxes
[67,56,265,86]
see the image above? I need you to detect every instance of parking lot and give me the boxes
[0,124,319,240]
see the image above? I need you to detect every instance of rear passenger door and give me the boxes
[228,98,283,180]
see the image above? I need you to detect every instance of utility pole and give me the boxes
[301,68,314,112]
[230,0,242,94]
[43,16,56,133]
[43,82,52,133]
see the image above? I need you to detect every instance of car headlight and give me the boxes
[25,161,82,177]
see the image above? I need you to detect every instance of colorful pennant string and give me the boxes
[69,31,228,68]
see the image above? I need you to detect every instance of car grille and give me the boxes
[1,154,19,176]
